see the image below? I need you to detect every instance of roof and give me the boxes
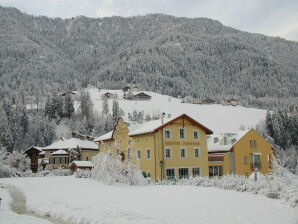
[39,151,45,155]
[51,149,69,155]
[23,146,43,154]
[43,138,98,151]
[208,129,250,153]
[134,92,151,97]
[70,161,93,167]
[94,130,114,142]
[95,114,213,141]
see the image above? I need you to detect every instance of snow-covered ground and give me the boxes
[0,186,53,224]
[1,176,297,224]
[86,88,267,133]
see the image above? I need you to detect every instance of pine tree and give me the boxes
[112,99,120,123]
[64,95,74,119]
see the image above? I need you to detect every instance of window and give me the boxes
[164,130,171,139]
[179,128,185,139]
[178,168,189,179]
[180,148,186,158]
[146,137,150,142]
[146,149,151,159]
[193,131,199,140]
[209,166,223,177]
[251,154,261,170]
[136,150,141,159]
[192,168,200,177]
[165,148,171,158]
[128,140,132,145]
[86,157,89,161]
[243,156,247,165]
[61,157,65,164]
[194,148,200,158]
[166,168,175,180]
[250,140,257,149]
[128,148,131,159]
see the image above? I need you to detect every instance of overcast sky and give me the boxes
[1,0,298,41]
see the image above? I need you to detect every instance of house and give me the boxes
[199,98,215,104]
[227,98,238,106]
[133,92,151,101]
[122,86,131,92]
[207,129,274,177]
[192,98,201,104]
[42,134,98,169]
[103,92,113,98]
[59,91,79,97]
[23,146,44,173]
[69,161,93,172]
[95,114,213,181]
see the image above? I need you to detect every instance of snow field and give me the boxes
[86,88,267,133]
[1,176,297,224]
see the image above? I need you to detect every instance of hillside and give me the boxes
[86,88,267,133]
[0,6,298,110]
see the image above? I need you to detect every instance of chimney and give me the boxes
[161,112,166,124]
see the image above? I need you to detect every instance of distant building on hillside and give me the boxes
[122,86,131,92]
[199,98,215,104]
[133,92,151,101]
[59,91,79,97]
[227,98,238,106]
[103,92,113,98]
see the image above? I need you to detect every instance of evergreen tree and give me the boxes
[112,99,120,123]
[64,95,74,119]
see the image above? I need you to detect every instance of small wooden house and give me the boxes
[23,146,43,173]
[133,92,151,101]
[227,98,238,106]
[103,92,113,98]
[122,86,131,92]
[199,98,215,104]
[69,161,93,172]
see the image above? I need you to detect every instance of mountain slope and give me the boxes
[0,6,297,110]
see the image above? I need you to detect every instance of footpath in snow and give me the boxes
[1,176,298,224]
[0,185,54,224]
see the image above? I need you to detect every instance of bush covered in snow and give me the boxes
[168,162,298,207]
[0,147,30,177]
[91,152,146,185]
[75,169,92,178]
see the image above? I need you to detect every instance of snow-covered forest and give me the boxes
[0,6,297,111]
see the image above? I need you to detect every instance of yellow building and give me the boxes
[207,129,274,177]
[94,114,213,181]
[42,135,98,169]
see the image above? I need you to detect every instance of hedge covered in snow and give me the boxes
[163,163,298,207]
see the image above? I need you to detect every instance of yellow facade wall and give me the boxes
[232,129,273,176]
[99,117,210,181]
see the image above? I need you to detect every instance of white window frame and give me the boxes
[194,147,200,158]
[164,129,171,139]
[192,167,201,177]
[178,167,189,179]
[179,127,186,140]
[165,148,172,159]
[146,149,151,159]
[180,147,187,158]
[166,168,176,180]
[193,130,199,140]
[136,150,141,160]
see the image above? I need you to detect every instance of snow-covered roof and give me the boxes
[70,160,93,167]
[94,114,213,141]
[208,129,250,153]
[51,149,69,155]
[39,151,45,155]
[23,146,43,154]
[94,130,114,142]
[43,138,98,151]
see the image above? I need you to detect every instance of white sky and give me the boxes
[1,0,298,41]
